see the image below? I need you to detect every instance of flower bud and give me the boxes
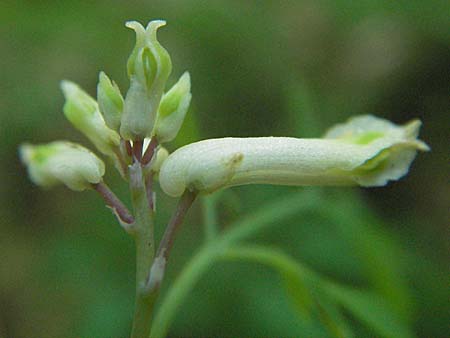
[153,72,191,143]
[20,141,105,191]
[120,20,172,140]
[146,146,169,174]
[61,80,120,158]
[97,71,124,132]
[159,115,429,197]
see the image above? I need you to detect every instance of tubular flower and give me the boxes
[159,115,429,197]
[120,20,172,140]
[20,141,105,191]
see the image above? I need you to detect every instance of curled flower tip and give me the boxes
[159,115,428,197]
[125,21,146,46]
[325,115,428,148]
[20,141,105,191]
[323,115,429,187]
[402,119,430,150]
[125,19,169,78]
[145,20,167,39]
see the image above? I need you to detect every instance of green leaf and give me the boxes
[221,188,322,245]
[320,191,414,321]
[201,193,221,241]
[280,263,314,319]
[324,283,414,338]
[221,244,413,338]
[222,245,315,319]
[315,297,355,338]
[151,190,320,338]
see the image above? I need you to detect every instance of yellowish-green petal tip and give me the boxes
[60,80,78,98]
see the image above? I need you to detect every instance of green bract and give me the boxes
[153,72,191,143]
[120,20,172,140]
[20,141,105,191]
[159,115,429,197]
[61,80,120,158]
[97,71,124,133]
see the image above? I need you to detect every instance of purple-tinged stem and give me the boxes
[93,182,134,224]
[125,140,133,157]
[142,137,158,165]
[156,190,197,261]
[133,140,143,162]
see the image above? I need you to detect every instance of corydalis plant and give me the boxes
[20,19,428,338]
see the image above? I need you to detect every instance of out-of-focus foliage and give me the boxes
[0,1,448,337]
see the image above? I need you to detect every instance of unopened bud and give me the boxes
[97,72,124,132]
[61,80,120,158]
[147,146,169,174]
[20,141,105,191]
[153,72,191,143]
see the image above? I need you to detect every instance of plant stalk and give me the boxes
[156,190,197,260]
[142,136,158,165]
[93,182,134,224]
[144,191,197,302]
[129,161,156,338]
[150,190,319,337]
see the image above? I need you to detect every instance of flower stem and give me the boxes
[156,190,197,260]
[142,136,158,165]
[92,182,134,224]
[143,191,197,297]
[129,162,156,338]
[150,190,319,338]
[150,246,220,338]
[132,140,144,162]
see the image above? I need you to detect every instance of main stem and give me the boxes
[129,162,156,338]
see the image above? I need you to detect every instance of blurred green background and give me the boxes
[1,1,448,337]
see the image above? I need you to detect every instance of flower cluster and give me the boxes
[20,20,428,198]
[20,20,191,191]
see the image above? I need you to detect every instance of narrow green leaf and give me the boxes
[221,188,321,245]
[222,245,314,319]
[324,283,414,338]
[281,265,314,319]
[315,297,355,338]
[201,193,221,241]
[321,192,414,321]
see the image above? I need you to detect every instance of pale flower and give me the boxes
[152,71,191,144]
[120,20,172,140]
[20,141,105,191]
[61,80,120,158]
[159,115,429,197]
